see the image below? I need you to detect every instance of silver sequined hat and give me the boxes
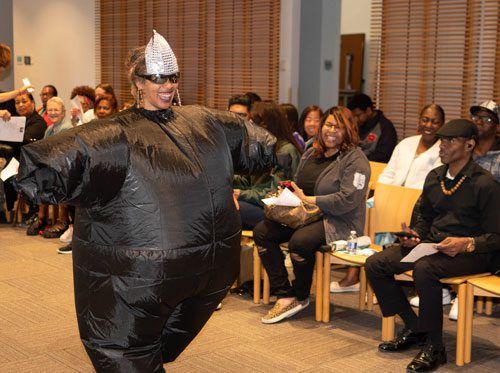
[470,100,499,123]
[145,30,179,75]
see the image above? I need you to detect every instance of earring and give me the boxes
[175,89,182,106]
[137,89,143,108]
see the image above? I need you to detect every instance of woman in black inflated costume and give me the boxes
[16,30,276,372]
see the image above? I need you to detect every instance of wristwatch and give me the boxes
[465,237,475,253]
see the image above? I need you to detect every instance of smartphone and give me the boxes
[279,180,295,192]
[392,231,419,239]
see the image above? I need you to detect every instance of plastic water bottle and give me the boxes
[347,230,358,254]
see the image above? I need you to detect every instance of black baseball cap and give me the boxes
[436,119,478,139]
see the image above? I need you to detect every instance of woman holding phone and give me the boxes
[253,106,370,324]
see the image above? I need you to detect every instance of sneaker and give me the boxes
[261,298,309,324]
[410,288,451,308]
[57,244,72,254]
[59,225,73,243]
[448,297,458,321]
[330,281,360,293]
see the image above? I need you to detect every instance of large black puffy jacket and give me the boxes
[16,105,276,372]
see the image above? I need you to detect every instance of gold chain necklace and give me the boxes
[440,175,466,196]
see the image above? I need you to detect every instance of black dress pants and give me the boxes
[365,244,489,333]
[253,218,325,301]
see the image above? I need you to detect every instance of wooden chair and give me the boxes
[364,161,387,235]
[370,182,489,365]
[315,247,384,322]
[464,275,500,364]
[315,183,422,322]
[368,162,388,191]
[384,271,489,366]
[241,230,269,305]
[362,183,422,308]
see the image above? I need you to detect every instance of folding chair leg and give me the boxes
[464,282,474,364]
[322,252,331,322]
[253,246,261,304]
[382,316,395,341]
[359,266,367,310]
[476,297,484,314]
[315,251,323,322]
[455,283,466,366]
[366,283,374,311]
[485,297,493,315]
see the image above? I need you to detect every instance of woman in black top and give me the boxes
[254,106,371,324]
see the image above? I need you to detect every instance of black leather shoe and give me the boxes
[379,329,427,352]
[407,344,447,372]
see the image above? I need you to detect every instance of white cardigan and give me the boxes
[378,135,442,189]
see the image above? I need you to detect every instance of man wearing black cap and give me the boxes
[470,100,500,182]
[365,119,500,372]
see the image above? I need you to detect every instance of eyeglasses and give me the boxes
[471,115,494,124]
[137,72,180,85]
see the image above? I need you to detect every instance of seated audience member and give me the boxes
[419,100,500,318]
[94,95,118,119]
[298,105,323,149]
[37,85,58,126]
[244,91,262,106]
[69,85,96,126]
[470,100,499,181]
[0,93,46,220]
[347,93,397,162]
[82,83,116,123]
[280,103,305,151]
[331,104,446,293]
[365,119,500,372]
[228,94,251,119]
[234,101,302,229]
[254,106,370,323]
[27,97,73,237]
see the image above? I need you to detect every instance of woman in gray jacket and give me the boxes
[254,106,371,324]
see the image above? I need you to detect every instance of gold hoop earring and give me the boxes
[137,89,143,108]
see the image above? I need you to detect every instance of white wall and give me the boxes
[6,0,352,112]
[0,0,14,91]
[340,0,372,92]
[12,0,96,109]
[279,0,301,105]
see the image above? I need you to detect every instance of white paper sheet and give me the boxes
[0,157,19,181]
[261,187,301,207]
[0,116,26,142]
[401,243,438,262]
[22,77,35,93]
[70,96,85,123]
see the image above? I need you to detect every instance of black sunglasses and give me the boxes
[137,72,180,84]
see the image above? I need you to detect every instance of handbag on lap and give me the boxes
[263,192,322,229]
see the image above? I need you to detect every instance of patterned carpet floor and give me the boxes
[0,225,498,372]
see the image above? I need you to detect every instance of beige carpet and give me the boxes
[0,225,498,372]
